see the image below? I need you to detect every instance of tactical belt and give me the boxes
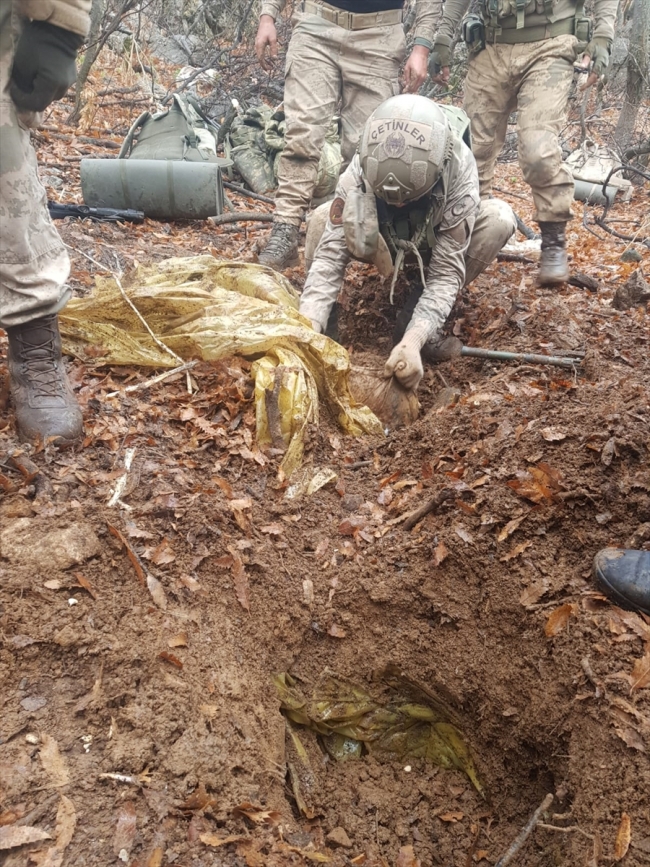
[301,0,403,29]
[485,14,575,43]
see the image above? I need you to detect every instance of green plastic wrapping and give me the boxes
[59,256,383,477]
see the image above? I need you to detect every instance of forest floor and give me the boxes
[1,41,649,867]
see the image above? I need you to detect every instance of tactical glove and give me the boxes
[583,37,612,79]
[10,21,84,113]
[384,321,431,390]
[431,40,453,72]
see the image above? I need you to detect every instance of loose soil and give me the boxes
[1,58,650,867]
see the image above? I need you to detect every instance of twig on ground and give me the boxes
[107,446,137,509]
[497,252,536,264]
[106,360,198,398]
[397,487,455,531]
[223,180,276,205]
[209,211,274,226]
[494,793,554,867]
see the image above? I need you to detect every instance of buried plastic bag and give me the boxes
[59,256,382,477]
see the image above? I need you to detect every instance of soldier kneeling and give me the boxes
[300,94,516,392]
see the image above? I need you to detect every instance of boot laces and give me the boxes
[16,331,65,399]
[264,224,297,257]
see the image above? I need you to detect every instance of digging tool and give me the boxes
[424,337,583,370]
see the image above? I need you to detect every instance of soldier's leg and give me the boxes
[339,23,405,165]
[464,45,517,198]
[464,198,517,284]
[514,35,578,285]
[0,0,82,442]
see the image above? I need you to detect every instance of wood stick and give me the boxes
[223,181,276,205]
[494,793,554,867]
[400,487,455,531]
[209,211,274,226]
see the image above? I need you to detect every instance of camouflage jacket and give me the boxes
[300,137,480,341]
[17,0,91,37]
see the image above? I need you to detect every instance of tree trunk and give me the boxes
[614,0,650,152]
[69,0,106,126]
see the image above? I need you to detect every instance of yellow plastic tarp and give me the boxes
[59,257,382,477]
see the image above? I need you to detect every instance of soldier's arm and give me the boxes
[411,0,443,51]
[434,0,472,49]
[592,0,618,39]
[19,0,91,36]
[409,149,479,341]
[260,0,286,19]
[299,162,361,333]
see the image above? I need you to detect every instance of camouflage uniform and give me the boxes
[433,0,618,283]
[0,0,90,328]
[301,140,515,341]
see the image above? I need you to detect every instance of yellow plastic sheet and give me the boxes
[274,672,484,795]
[59,257,382,477]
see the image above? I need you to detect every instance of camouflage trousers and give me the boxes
[275,12,405,226]
[0,0,71,329]
[464,34,580,223]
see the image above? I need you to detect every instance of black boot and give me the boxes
[537,221,569,286]
[258,222,300,271]
[593,548,650,615]
[7,314,83,444]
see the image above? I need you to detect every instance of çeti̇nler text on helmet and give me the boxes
[359,94,451,206]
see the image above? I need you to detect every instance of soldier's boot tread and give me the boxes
[537,220,569,286]
[593,548,650,616]
[7,314,83,444]
[258,223,300,271]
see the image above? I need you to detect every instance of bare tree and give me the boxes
[614,0,650,152]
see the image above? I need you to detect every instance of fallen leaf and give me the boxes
[545,603,578,637]
[0,826,51,850]
[314,539,329,560]
[43,580,63,590]
[113,802,137,858]
[339,516,367,536]
[613,724,646,752]
[228,544,250,612]
[145,538,175,566]
[180,573,201,592]
[396,844,421,867]
[36,795,77,867]
[181,783,218,812]
[147,573,167,609]
[351,855,367,866]
[454,524,474,545]
[73,572,97,599]
[107,523,145,585]
[260,523,284,535]
[328,624,347,639]
[213,476,234,498]
[230,497,252,531]
[439,811,464,822]
[630,649,650,691]
[601,437,617,467]
[500,540,532,562]
[200,833,246,847]
[432,541,449,566]
[0,807,25,826]
[158,651,183,669]
[497,513,529,542]
[287,847,332,862]
[614,813,631,861]
[39,734,70,787]
[232,802,281,826]
[168,633,188,648]
[540,427,567,442]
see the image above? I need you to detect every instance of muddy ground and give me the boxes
[1,56,650,867]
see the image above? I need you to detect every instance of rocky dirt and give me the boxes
[1,48,650,867]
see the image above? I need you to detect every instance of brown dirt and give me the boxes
[1,67,650,867]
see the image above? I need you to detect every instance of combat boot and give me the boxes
[593,548,650,615]
[258,222,300,271]
[7,314,83,444]
[537,221,569,286]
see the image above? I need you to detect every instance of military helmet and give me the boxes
[359,95,451,206]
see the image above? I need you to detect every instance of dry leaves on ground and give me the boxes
[545,603,578,637]
[39,734,70,787]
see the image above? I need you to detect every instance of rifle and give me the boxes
[48,202,144,223]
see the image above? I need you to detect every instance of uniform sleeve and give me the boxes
[19,0,91,36]
[592,0,618,40]
[434,0,471,46]
[260,0,286,19]
[299,160,363,333]
[412,0,444,50]
[409,145,480,341]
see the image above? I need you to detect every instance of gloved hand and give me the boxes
[384,321,431,390]
[583,37,611,78]
[431,40,452,84]
[10,21,84,113]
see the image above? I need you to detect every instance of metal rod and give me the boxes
[460,346,580,369]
